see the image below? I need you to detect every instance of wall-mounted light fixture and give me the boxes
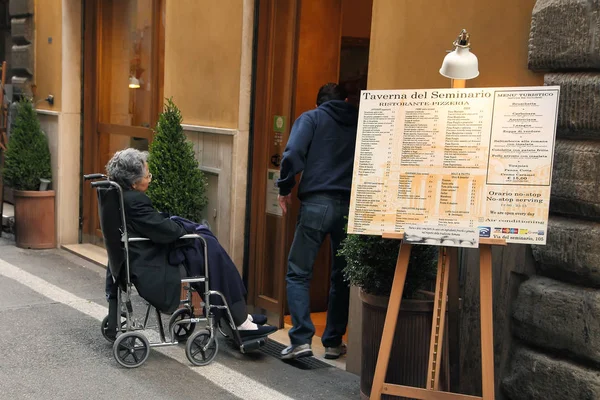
[34,94,54,106]
[129,76,141,89]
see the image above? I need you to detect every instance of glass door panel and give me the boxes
[84,0,161,241]
[98,0,155,128]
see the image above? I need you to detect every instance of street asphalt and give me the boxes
[0,234,360,400]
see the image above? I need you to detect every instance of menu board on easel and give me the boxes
[348,86,560,246]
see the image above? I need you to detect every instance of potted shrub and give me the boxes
[146,98,208,221]
[2,98,54,249]
[339,235,445,399]
[146,98,208,312]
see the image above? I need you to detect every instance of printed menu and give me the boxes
[348,87,560,245]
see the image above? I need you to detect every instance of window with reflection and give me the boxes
[98,0,155,128]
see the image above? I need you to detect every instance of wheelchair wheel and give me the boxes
[218,320,231,338]
[186,329,218,366]
[113,332,150,368]
[101,313,127,343]
[168,308,196,341]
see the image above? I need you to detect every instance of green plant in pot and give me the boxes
[2,98,55,248]
[146,98,208,221]
[340,234,438,298]
[339,234,442,399]
[145,98,208,312]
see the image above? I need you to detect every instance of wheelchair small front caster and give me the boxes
[101,313,127,343]
[186,329,218,366]
[168,308,196,341]
[113,332,150,368]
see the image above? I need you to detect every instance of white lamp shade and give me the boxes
[129,76,141,89]
[439,46,479,80]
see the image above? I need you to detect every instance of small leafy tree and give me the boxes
[146,98,208,221]
[339,234,438,298]
[2,98,52,191]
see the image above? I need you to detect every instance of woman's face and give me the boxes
[132,162,152,192]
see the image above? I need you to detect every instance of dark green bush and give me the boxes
[146,98,208,221]
[2,99,52,191]
[339,234,438,298]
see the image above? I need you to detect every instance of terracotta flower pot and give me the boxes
[359,289,449,400]
[13,189,56,249]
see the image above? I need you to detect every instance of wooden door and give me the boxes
[289,0,343,312]
[248,0,299,327]
[82,0,164,242]
[248,0,342,327]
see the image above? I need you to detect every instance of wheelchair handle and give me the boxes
[84,173,107,180]
[91,180,112,188]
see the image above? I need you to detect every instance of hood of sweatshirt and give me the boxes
[318,100,358,126]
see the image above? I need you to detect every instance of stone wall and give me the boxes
[501,1,600,398]
[9,0,34,101]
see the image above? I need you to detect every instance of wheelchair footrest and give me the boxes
[239,337,267,353]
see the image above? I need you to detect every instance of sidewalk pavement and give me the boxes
[0,235,360,400]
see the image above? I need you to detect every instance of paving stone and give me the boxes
[11,18,32,45]
[10,76,32,99]
[11,44,33,76]
[550,140,600,218]
[9,0,33,17]
[502,346,600,400]
[546,73,600,139]
[529,0,600,71]
[512,276,600,364]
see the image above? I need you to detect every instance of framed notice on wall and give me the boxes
[348,86,560,246]
[266,169,282,216]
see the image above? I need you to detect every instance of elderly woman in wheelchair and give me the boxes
[86,148,275,368]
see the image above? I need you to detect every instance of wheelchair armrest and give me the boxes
[124,234,202,242]
[181,277,206,283]
[125,236,151,242]
[179,234,202,239]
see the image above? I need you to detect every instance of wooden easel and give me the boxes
[370,232,506,400]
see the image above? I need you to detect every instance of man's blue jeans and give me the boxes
[286,193,350,347]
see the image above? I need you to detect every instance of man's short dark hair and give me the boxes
[316,83,347,106]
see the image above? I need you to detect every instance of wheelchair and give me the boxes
[84,174,267,368]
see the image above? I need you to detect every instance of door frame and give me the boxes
[247,0,343,327]
[247,0,300,327]
[81,0,165,243]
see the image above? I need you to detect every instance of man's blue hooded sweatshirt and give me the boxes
[277,100,358,199]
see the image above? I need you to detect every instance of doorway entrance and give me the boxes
[247,0,372,343]
[81,0,164,243]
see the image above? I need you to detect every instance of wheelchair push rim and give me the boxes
[101,313,127,343]
[168,308,197,341]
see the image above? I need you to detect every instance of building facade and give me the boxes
[18,1,596,397]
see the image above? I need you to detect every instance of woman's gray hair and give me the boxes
[105,148,148,189]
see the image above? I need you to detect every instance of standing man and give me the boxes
[277,83,358,360]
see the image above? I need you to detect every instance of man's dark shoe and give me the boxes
[250,314,268,325]
[281,344,313,360]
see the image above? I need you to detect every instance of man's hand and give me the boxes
[278,194,292,215]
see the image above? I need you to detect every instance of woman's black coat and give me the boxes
[123,190,186,313]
